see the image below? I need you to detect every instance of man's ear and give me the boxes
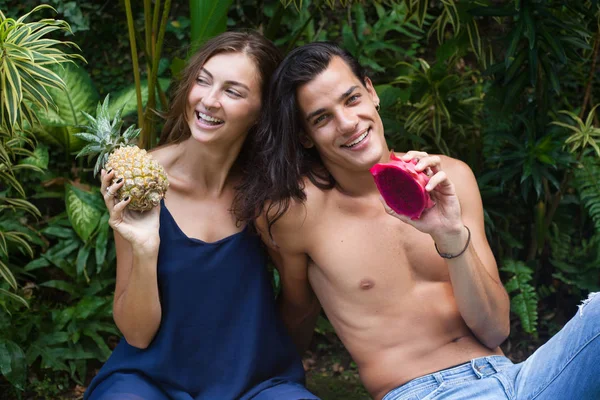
[364,76,380,107]
[300,133,315,149]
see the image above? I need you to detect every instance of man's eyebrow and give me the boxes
[305,85,360,122]
[340,85,359,101]
[200,68,250,91]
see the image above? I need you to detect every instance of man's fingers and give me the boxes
[401,150,429,162]
[425,171,448,191]
[379,196,412,223]
[415,155,441,173]
[379,195,394,214]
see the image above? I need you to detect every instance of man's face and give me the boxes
[296,56,387,174]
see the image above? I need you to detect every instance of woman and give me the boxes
[85,31,319,400]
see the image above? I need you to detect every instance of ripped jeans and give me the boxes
[383,292,600,400]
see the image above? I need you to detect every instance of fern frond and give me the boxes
[573,156,600,233]
[501,259,539,334]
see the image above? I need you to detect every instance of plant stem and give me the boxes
[124,0,144,146]
[144,0,171,147]
[580,27,600,118]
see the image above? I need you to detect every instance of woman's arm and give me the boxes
[102,169,163,349]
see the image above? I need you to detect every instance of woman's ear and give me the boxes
[300,133,315,149]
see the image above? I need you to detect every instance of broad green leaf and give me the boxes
[75,245,90,279]
[95,213,110,268]
[83,329,112,360]
[190,0,233,49]
[106,78,171,119]
[33,63,99,151]
[18,143,49,168]
[65,184,102,242]
[40,279,77,295]
[74,297,107,319]
[24,257,50,271]
[27,344,69,372]
[53,308,76,331]
[0,340,26,390]
[41,226,77,239]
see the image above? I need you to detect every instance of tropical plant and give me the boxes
[391,58,483,155]
[122,0,172,148]
[501,259,539,335]
[0,5,84,302]
[0,5,84,131]
[31,62,170,160]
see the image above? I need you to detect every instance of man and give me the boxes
[237,42,600,400]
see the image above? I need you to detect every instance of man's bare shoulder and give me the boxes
[436,155,484,214]
[439,155,471,173]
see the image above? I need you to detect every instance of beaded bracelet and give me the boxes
[434,225,471,259]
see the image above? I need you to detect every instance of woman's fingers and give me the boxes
[103,177,125,205]
[109,196,131,227]
[100,168,114,193]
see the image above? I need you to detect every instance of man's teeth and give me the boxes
[197,111,224,124]
[343,130,369,148]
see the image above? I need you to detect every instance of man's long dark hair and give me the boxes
[234,42,368,237]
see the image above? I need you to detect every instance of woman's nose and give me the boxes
[202,89,220,110]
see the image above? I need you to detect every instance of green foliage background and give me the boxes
[1,0,600,397]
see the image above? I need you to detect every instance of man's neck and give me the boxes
[324,149,391,197]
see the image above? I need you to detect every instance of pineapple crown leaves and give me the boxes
[74,94,141,176]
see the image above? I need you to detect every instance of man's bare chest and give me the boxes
[304,208,450,294]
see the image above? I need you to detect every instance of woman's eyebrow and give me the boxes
[200,68,250,91]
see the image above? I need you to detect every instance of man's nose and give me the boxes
[337,109,358,133]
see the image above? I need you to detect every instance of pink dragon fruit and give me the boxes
[370,152,435,220]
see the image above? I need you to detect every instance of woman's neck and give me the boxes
[169,136,245,196]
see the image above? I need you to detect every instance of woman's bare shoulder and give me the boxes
[148,143,179,171]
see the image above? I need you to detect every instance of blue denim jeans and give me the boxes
[382,292,600,400]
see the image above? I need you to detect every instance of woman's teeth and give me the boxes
[197,111,224,125]
[343,130,369,148]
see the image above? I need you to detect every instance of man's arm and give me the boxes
[438,158,510,349]
[256,212,321,355]
[385,153,510,349]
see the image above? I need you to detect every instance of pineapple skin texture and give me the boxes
[106,146,169,211]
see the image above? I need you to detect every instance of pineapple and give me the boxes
[75,95,168,211]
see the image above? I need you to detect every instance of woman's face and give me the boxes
[186,52,262,146]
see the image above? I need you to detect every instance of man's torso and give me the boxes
[292,172,502,400]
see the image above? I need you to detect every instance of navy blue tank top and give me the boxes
[85,202,312,399]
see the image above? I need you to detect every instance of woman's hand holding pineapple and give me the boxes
[101,168,161,253]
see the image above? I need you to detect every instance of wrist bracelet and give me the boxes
[434,225,471,259]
